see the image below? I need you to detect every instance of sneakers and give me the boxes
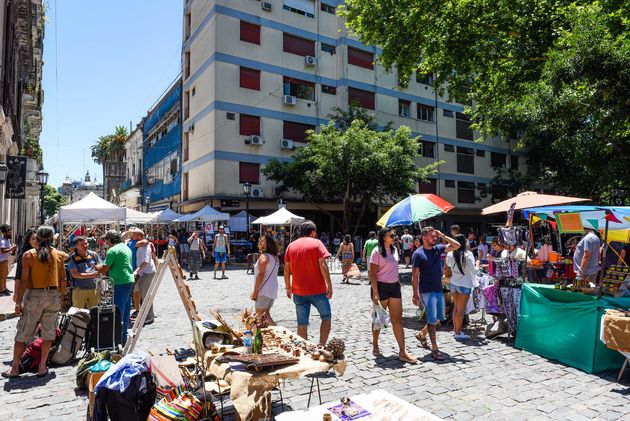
[453,332,470,340]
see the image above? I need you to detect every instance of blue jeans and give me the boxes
[113,282,134,344]
[292,293,332,326]
[421,291,446,325]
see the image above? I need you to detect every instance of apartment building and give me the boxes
[118,124,144,210]
[181,0,522,230]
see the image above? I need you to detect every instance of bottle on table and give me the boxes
[254,327,263,354]
[243,330,253,355]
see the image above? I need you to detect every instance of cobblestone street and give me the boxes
[1,265,629,420]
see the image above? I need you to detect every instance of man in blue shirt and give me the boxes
[67,236,102,309]
[412,226,460,360]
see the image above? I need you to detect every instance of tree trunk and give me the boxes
[351,200,370,237]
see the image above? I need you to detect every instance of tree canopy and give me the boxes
[341,0,630,201]
[43,184,66,219]
[263,120,440,234]
[91,125,128,164]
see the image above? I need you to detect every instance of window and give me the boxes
[399,99,411,118]
[184,51,191,79]
[491,152,506,168]
[239,114,260,136]
[445,180,456,188]
[456,147,474,174]
[443,109,454,118]
[239,162,260,184]
[240,21,260,45]
[420,141,435,158]
[419,179,437,194]
[348,87,375,110]
[283,121,315,143]
[321,43,336,55]
[283,77,315,101]
[321,3,336,14]
[183,132,189,161]
[457,181,476,203]
[416,73,433,85]
[511,155,519,170]
[240,67,260,91]
[185,12,191,41]
[348,47,374,70]
[417,104,434,122]
[283,33,315,56]
[321,84,336,95]
[147,152,179,185]
[183,173,188,201]
[476,149,486,157]
[444,144,455,152]
[456,112,474,140]
[283,0,315,18]
[183,91,190,120]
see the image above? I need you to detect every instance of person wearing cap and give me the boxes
[97,230,134,344]
[213,225,230,279]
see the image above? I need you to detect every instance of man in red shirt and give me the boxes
[284,221,333,345]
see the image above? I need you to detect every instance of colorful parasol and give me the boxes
[376,194,455,227]
[481,191,590,215]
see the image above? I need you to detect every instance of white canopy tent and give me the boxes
[125,208,156,224]
[150,208,182,223]
[58,192,126,224]
[175,205,230,223]
[251,207,305,226]
[229,210,255,232]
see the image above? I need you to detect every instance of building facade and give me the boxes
[60,171,103,204]
[143,78,182,212]
[0,0,45,233]
[119,124,144,210]
[181,0,522,231]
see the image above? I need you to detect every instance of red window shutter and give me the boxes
[348,47,374,70]
[240,21,260,45]
[239,67,260,90]
[283,121,315,143]
[239,114,260,136]
[348,88,375,110]
[283,33,315,56]
[239,162,260,184]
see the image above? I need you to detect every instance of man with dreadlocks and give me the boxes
[3,226,68,378]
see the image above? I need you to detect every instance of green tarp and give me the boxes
[515,284,630,373]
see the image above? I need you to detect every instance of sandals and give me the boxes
[415,333,430,350]
[372,349,382,357]
[1,370,19,379]
[431,350,447,361]
[36,369,49,378]
[398,354,418,365]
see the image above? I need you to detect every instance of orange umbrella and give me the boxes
[481,191,590,215]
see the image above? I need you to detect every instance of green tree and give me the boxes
[263,120,440,235]
[43,184,66,218]
[341,1,630,200]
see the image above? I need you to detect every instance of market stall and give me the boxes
[175,205,230,224]
[150,208,182,223]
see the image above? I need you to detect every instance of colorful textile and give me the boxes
[499,286,522,335]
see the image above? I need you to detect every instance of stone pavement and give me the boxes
[1,264,629,420]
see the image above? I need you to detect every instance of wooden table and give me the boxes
[275,389,443,421]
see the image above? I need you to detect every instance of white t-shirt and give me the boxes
[401,234,413,250]
[0,238,10,262]
[189,237,201,251]
[478,243,489,260]
[136,245,156,275]
[446,250,477,288]
[501,247,527,260]
[254,253,279,299]
[214,234,227,252]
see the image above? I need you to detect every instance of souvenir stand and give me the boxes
[251,206,305,248]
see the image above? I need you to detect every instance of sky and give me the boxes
[39,0,183,188]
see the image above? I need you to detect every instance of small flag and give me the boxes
[605,211,622,223]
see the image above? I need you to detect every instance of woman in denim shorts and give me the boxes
[445,235,478,340]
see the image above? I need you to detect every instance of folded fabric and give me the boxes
[89,360,113,373]
[94,351,151,394]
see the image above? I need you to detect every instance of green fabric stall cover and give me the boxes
[515,284,630,373]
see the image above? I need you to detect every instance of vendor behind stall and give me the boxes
[573,228,601,283]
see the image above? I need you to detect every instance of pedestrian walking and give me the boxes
[251,234,280,325]
[213,226,230,279]
[284,221,333,345]
[336,234,354,283]
[370,228,417,364]
[134,230,156,325]
[362,231,378,267]
[3,226,67,378]
[412,226,460,360]
[67,236,101,309]
[446,235,477,340]
[0,224,17,295]
[401,229,414,268]
[179,229,190,265]
[12,229,37,304]
[478,234,489,264]
[188,232,206,280]
[97,230,134,345]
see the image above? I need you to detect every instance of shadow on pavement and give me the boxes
[2,371,57,391]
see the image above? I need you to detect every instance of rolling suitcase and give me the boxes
[85,277,122,351]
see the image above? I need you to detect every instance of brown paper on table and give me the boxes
[206,326,346,421]
[603,309,630,352]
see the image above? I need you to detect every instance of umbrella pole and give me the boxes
[598,215,610,295]
[524,213,533,281]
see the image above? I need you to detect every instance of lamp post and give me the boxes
[37,169,49,225]
[243,182,251,234]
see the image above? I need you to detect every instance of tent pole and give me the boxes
[598,215,610,295]
[523,213,533,281]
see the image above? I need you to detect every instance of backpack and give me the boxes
[18,325,62,373]
[76,350,116,390]
[50,307,91,365]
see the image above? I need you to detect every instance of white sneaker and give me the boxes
[453,332,470,340]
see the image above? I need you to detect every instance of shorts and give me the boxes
[180,243,190,253]
[293,293,332,326]
[15,289,61,342]
[72,288,101,309]
[450,285,472,295]
[421,291,446,325]
[370,281,402,301]
[255,295,275,310]
[215,251,228,263]
[403,249,412,258]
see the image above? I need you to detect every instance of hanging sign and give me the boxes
[556,212,584,233]
[5,155,27,199]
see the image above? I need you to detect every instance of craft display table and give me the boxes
[516,284,630,373]
[600,309,630,381]
[275,389,443,421]
[206,326,346,421]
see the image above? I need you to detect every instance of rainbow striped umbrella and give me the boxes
[376,194,455,227]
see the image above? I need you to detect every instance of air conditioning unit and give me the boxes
[304,55,317,66]
[280,138,294,150]
[249,135,265,145]
[251,186,264,198]
[283,95,297,105]
[261,2,272,12]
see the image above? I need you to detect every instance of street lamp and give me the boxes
[243,182,251,234]
[37,169,48,225]
[0,161,8,183]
